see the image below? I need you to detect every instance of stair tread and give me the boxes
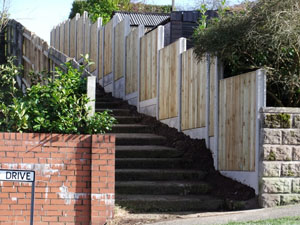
[114,133,166,138]
[116,145,178,151]
[113,124,149,128]
[116,169,205,173]
[116,157,182,160]
[116,180,210,186]
[116,194,221,201]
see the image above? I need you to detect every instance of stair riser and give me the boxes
[96,103,128,109]
[115,199,224,212]
[96,110,131,116]
[116,138,166,146]
[116,150,183,158]
[115,117,141,124]
[111,126,151,133]
[116,184,211,195]
[116,171,206,181]
[116,159,184,169]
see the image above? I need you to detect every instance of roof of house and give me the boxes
[112,11,170,27]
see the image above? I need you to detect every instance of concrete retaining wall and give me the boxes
[260,107,300,207]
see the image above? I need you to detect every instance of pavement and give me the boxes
[148,204,300,225]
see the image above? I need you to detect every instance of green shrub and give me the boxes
[0,58,116,134]
[193,0,300,107]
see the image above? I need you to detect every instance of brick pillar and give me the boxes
[91,135,115,225]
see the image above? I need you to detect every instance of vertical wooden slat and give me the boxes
[76,16,84,60]
[59,23,64,53]
[70,17,76,58]
[98,28,104,80]
[90,22,98,72]
[104,19,113,76]
[114,19,126,80]
[64,20,70,55]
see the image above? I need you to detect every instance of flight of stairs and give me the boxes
[96,87,225,213]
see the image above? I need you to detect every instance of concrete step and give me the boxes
[115,133,166,145]
[114,116,141,124]
[96,108,132,116]
[116,194,224,212]
[116,145,183,158]
[116,158,187,169]
[115,169,207,181]
[115,181,212,195]
[96,101,129,109]
[110,124,151,133]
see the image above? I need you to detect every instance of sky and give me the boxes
[7,0,244,43]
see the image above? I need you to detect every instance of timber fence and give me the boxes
[4,19,96,116]
[51,11,267,193]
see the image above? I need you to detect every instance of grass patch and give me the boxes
[225,216,300,225]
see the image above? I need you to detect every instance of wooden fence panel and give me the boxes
[140,29,159,101]
[209,57,216,136]
[70,17,76,58]
[126,28,139,95]
[159,40,181,120]
[59,23,64,53]
[104,19,113,76]
[64,20,70,56]
[181,48,207,130]
[90,22,98,72]
[114,19,126,81]
[76,16,84,60]
[218,71,257,171]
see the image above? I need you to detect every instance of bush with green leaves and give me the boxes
[193,0,300,107]
[0,58,116,134]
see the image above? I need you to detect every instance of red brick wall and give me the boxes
[0,132,115,225]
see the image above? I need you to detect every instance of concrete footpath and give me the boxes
[148,204,300,225]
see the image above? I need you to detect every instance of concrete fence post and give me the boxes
[111,15,119,97]
[122,16,131,99]
[205,54,211,149]
[178,38,187,132]
[156,26,165,120]
[137,24,145,113]
[87,76,96,117]
[96,17,103,82]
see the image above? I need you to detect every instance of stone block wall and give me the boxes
[260,107,300,207]
[0,132,115,225]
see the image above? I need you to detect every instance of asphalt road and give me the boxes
[148,204,300,225]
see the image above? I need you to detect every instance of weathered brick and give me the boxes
[261,129,281,144]
[282,129,300,145]
[0,132,115,225]
[281,194,300,205]
[281,163,300,177]
[262,178,291,193]
[263,145,292,161]
[292,146,300,161]
[293,115,300,128]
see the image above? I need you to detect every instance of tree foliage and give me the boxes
[193,0,300,107]
[0,0,9,32]
[0,57,116,134]
[69,0,171,24]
